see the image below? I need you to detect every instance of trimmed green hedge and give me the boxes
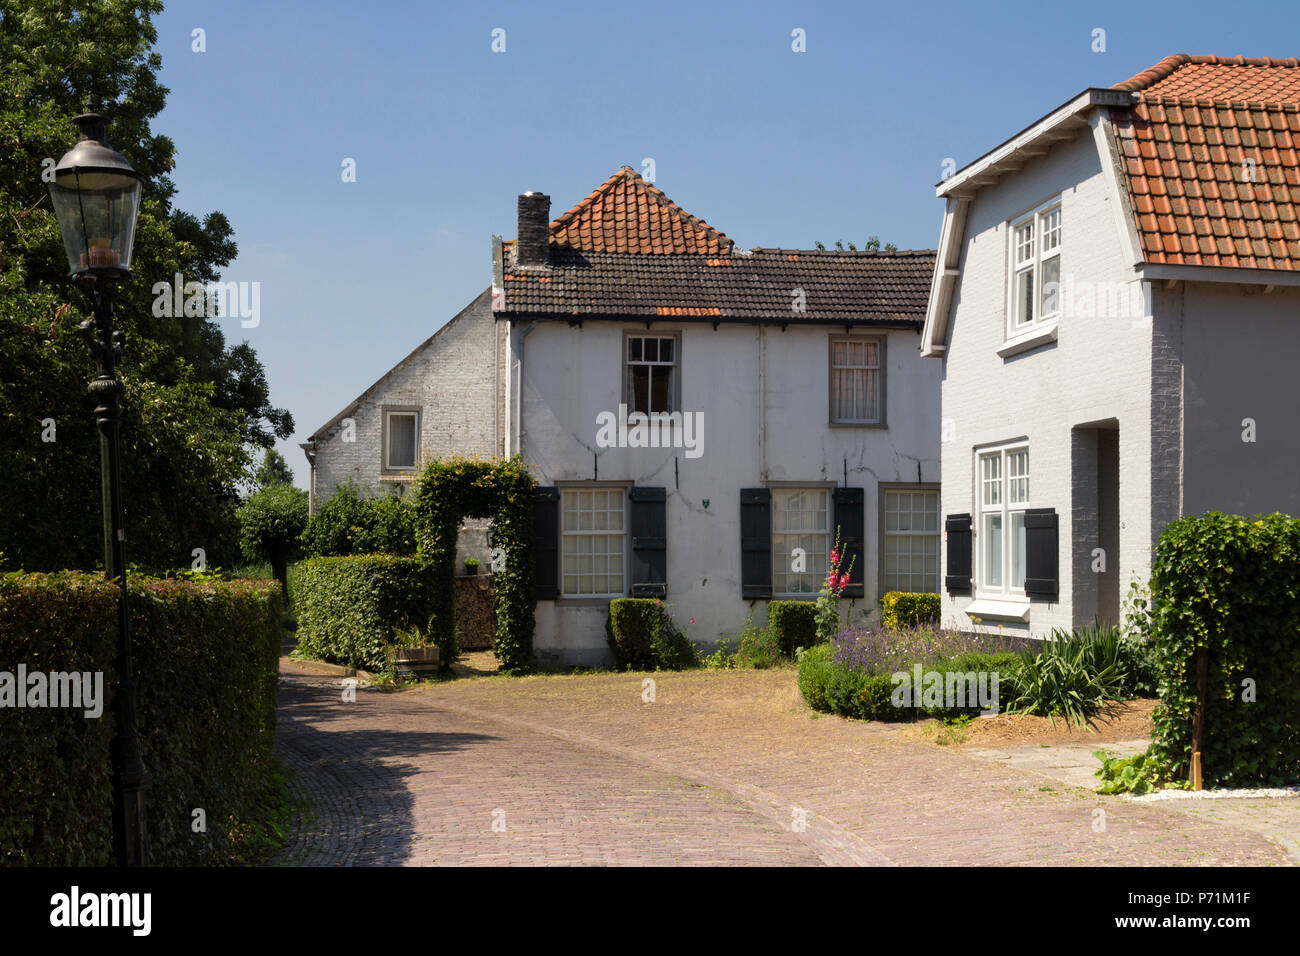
[768,600,818,655]
[797,644,1021,722]
[294,556,441,671]
[880,591,941,629]
[412,456,536,674]
[1148,512,1300,787]
[1,571,283,865]
[605,599,699,671]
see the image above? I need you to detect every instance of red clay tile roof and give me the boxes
[548,166,732,255]
[1109,55,1300,270]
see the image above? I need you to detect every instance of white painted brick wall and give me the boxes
[308,288,502,561]
[936,125,1157,637]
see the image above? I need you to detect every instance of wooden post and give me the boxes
[1190,646,1208,791]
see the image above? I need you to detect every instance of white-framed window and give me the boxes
[977,444,1030,596]
[883,489,939,593]
[1009,201,1061,332]
[625,333,678,414]
[830,337,883,424]
[561,488,626,597]
[771,487,830,596]
[383,409,419,471]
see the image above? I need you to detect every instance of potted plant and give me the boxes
[463,557,480,576]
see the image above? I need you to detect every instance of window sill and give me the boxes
[828,421,886,429]
[997,323,1058,359]
[965,598,1031,623]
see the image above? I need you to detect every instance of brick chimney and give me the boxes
[516,191,551,269]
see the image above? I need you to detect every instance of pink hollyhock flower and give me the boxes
[830,549,840,565]
[689,618,695,625]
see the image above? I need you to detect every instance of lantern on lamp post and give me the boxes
[48,109,149,867]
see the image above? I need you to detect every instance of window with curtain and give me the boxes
[830,338,881,423]
[771,488,829,595]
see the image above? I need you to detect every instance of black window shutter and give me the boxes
[740,488,772,599]
[629,486,667,599]
[944,513,972,593]
[832,487,865,599]
[1023,508,1059,599]
[533,487,560,600]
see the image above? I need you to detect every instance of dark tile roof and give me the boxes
[498,246,936,325]
[1109,55,1300,270]
[549,166,731,255]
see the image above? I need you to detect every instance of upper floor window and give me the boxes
[383,409,419,471]
[977,444,1029,596]
[625,334,678,414]
[830,337,882,424]
[1009,202,1061,333]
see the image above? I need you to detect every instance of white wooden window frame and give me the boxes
[560,487,628,599]
[770,486,831,597]
[382,408,420,472]
[975,441,1030,599]
[881,486,940,594]
[1007,199,1062,337]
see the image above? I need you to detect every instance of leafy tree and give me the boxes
[0,0,293,572]
[237,483,308,592]
[252,448,294,490]
[301,483,416,558]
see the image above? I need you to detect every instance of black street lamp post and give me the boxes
[48,110,149,867]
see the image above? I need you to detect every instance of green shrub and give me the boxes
[921,651,1024,719]
[768,600,818,655]
[237,483,308,590]
[796,643,896,720]
[703,638,737,669]
[1148,512,1300,788]
[734,622,782,669]
[1,572,283,865]
[294,555,445,671]
[605,598,699,671]
[880,591,941,630]
[301,482,416,558]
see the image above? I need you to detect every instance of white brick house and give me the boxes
[921,55,1300,638]
[498,168,940,665]
[301,289,508,561]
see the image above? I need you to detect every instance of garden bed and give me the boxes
[928,698,1158,746]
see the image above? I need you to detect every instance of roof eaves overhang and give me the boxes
[935,88,1139,199]
[492,311,924,328]
[920,88,1141,357]
[1136,261,1300,287]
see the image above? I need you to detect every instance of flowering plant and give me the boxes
[814,527,855,645]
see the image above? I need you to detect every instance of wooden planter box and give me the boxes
[391,645,440,680]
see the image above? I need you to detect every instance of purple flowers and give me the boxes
[832,623,1025,675]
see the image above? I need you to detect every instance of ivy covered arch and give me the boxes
[412,455,537,673]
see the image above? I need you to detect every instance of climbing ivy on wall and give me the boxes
[412,455,537,674]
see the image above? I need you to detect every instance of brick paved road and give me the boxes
[273,664,1295,866]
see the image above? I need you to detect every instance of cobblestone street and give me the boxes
[274,663,1297,867]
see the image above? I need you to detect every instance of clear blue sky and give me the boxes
[151,0,1295,489]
